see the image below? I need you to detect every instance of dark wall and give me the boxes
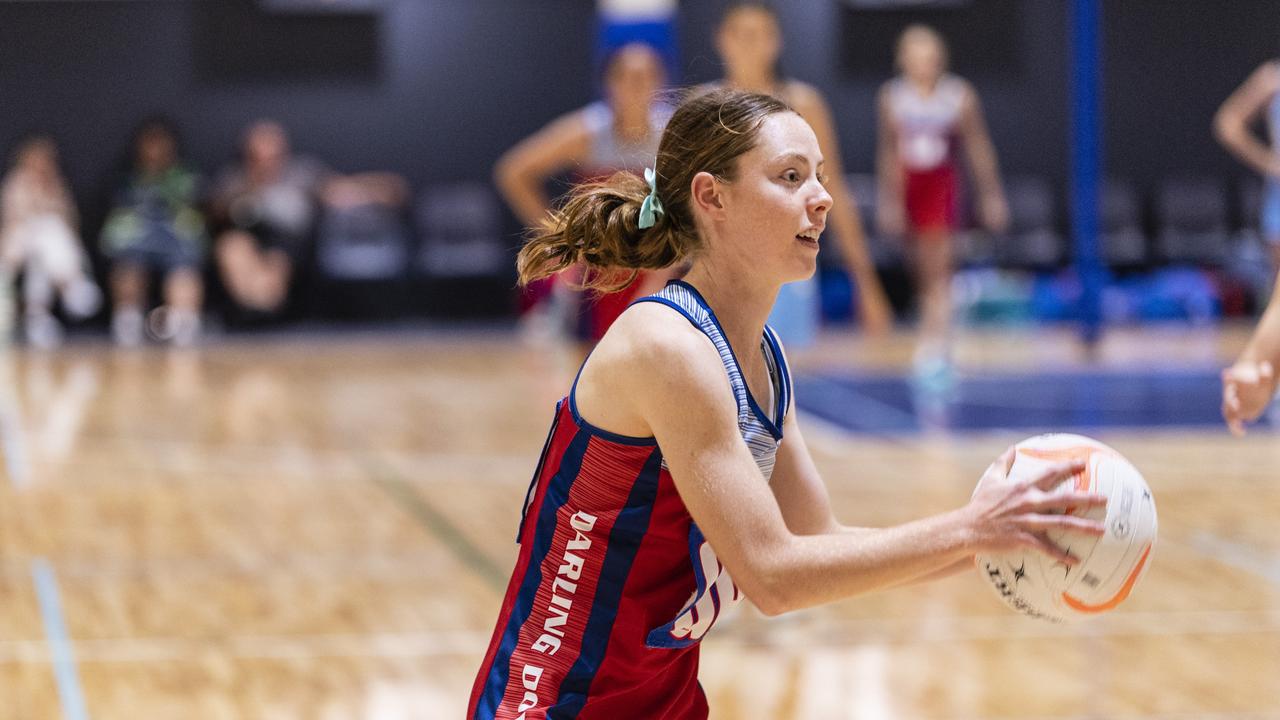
[1103,1,1280,190]
[1,0,1277,235]
[0,0,600,228]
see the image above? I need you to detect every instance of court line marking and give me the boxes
[1181,532,1280,587]
[31,558,89,720]
[361,454,508,592]
[797,374,921,434]
[0,608,1275,665]
[0,400,31,489]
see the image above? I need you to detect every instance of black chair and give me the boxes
[995,174,1063,270]
[1154,176,1230,266]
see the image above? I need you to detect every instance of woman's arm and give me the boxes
[790,83,892,334]
[1214,62,1280,178]
[493,112,593,228]
[875,84,906,239]
[597,306,1104,616]
[766,393,976,587]
[958,82,1008,233]
[1223,272,1280,435]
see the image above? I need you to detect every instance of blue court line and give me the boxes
[0,403,30,489]
[31,558,90,720]
[796,374,920,434]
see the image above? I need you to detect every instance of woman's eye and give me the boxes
[783,170,800,183]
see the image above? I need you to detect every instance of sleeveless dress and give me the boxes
[1262,73,1280,244]
[888,74,967,233]
[469,280,792,719]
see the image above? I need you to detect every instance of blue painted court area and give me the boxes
[796,367,1273,435]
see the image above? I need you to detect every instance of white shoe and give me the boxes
[25,312,63,350]
[111,307,145,347]
[147,306,201,347]
[62,279,102,320]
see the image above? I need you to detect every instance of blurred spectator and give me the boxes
[100,116,207,347]
[209,120,407,319]
[495,42,675,347]
[0,135,102,348]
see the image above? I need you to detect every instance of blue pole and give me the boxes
[1070,0,1106,345]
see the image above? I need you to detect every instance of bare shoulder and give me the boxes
[784,80,826,113]
[575,301,730,438]
[592,302,720,382]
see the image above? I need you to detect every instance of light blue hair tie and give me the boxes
[638,166,664,229]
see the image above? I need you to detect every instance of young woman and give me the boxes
[877,24,1008,376]
[469,89,1103,719]
[709,1,893,335]
[1222,269,1280,435]
[495,42,675,346]
[0,135,101,347]
[1215,59,1280,277]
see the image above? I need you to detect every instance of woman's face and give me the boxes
[711,112,831,283]
[716,7,781,79]
[605,44,665,119]
[19,140,58,178]
[899,32,945,85]
[137,128,176,173]
[245,122,289,172]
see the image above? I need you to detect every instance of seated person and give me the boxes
[0,134,102,348]
[100,116,207,347]
[209,120,406,318]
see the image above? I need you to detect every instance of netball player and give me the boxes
[496,42,676,346]
[1215,59,1280,277]
[878,25,1008,379]
[469,89,1103,719]
[707,1,892,335]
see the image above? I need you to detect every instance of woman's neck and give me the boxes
[681,260,778,358]
[725,70,778,96]
[613,106,652,142]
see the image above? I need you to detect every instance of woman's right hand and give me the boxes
[1222,360,1277,436]
[963,447,1107,565]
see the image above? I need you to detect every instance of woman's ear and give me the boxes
[689,171,727,221]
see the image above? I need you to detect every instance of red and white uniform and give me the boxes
[888,74,967,232]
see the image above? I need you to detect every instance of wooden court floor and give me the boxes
[0,326,1277,719]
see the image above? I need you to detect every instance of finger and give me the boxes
[1033,459,1087,491]
[1261,361,1274,381]
[1017,514,1106,536]
[1228,417,1246,437]
[1018,530,1080,563]
[1028,492,1108,513]
[1223,384,1240,412]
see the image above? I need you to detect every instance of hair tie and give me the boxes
[638,167,664,229]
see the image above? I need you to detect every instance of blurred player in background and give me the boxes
[708,1,893,336]
[0,135,101,347]
[495,42,676,348]
[1215,59,1280,278]
[877,24,1008,382]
